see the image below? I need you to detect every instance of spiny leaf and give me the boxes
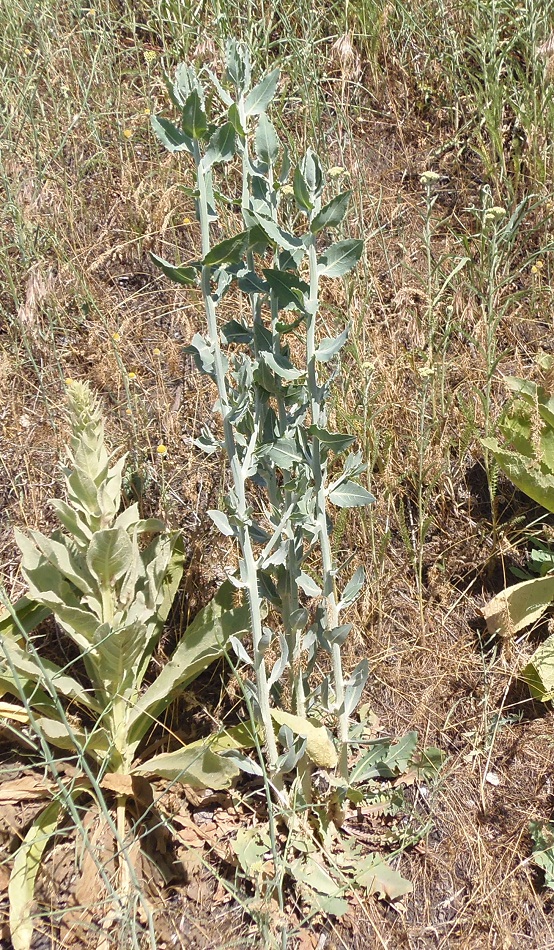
[311,191,351,233]
[255,113,280,165]
[244,68,279,116]
[314,326,349,362]
[328,480,375,508]
[182,89,208,139]
[318,239,364,277]
[150,115,193,153]
[263,268,309,311]
[482,438,554,512]
[202,122,236,170]
[203,232,249,266]
[150,253,198,287]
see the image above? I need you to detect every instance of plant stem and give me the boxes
[306,239,349,780]
[193,141,279,775]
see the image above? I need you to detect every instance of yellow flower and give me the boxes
[183,217,192,225]
[144,49,157,65]
[128,372,137,380]
[153,347,161,356]
[123,129,133,139]
[157,444,167,456]
[143,107,151,115]
[532,265,538,274]
[112,332,121,342]
[65,377,74,386]
[125,408,132,416]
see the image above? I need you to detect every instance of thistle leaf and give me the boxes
[328,480,375,508]
[318,239,364,277]
[311,191,351,233]
[244,68,279,115]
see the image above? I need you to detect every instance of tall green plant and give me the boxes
[151,41,373,793]
[0,380,250,950]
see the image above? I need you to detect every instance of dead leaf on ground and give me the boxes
[296,929,319,950]
[0,775,54,803]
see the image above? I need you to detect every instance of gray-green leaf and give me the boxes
[311,191,351,233]
[328,480,375,508]
[244,68,279,116]
[255,113,280,165]
[86,528,134,589]
[318,239,364,277]
[150,253,197,287]
[150,115,193,153]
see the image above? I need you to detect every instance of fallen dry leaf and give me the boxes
[100,773,134,796]
[0,775,54,803]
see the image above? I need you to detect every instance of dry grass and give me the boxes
[2,0,554,947]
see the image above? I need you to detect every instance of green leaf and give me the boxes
[203,232,249,266]
[155,532,185,627]
[225,39,251,93]
[9,799,63,950]
[505,377,554,433]
[338,566,365,611]
[318,239,364,277]
[221,319,254,345]
[262,437,302,470]
[482,576,554,638]
[482,438,554,512]
[244,68,279,115]
[255,113,280,165]
[150,114,193,153]
[35,717,111,758]
[0,596,51,645]
[202,122,236,170]
[227,102,245,135]
[314,326,349,362]
[300,148,324,202]
[530,821,554,888]
[150,253,198,287]
[270,709,338,768]
[521,633,554,701]
[289,854,342,897]
[293,166,313,211]
[233,825,272,875]
[207,509,235,536]
[245,209,304,254]
[86,528,134,589]
[311,191,351,233]
[133,743,239,789]
[257,351,304,382]
[0,637,101,714]
[182,89,208,139]
[128,581,250,746]
[262,268,309,311]
[237,269,268,295]
[328,480,375,508]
